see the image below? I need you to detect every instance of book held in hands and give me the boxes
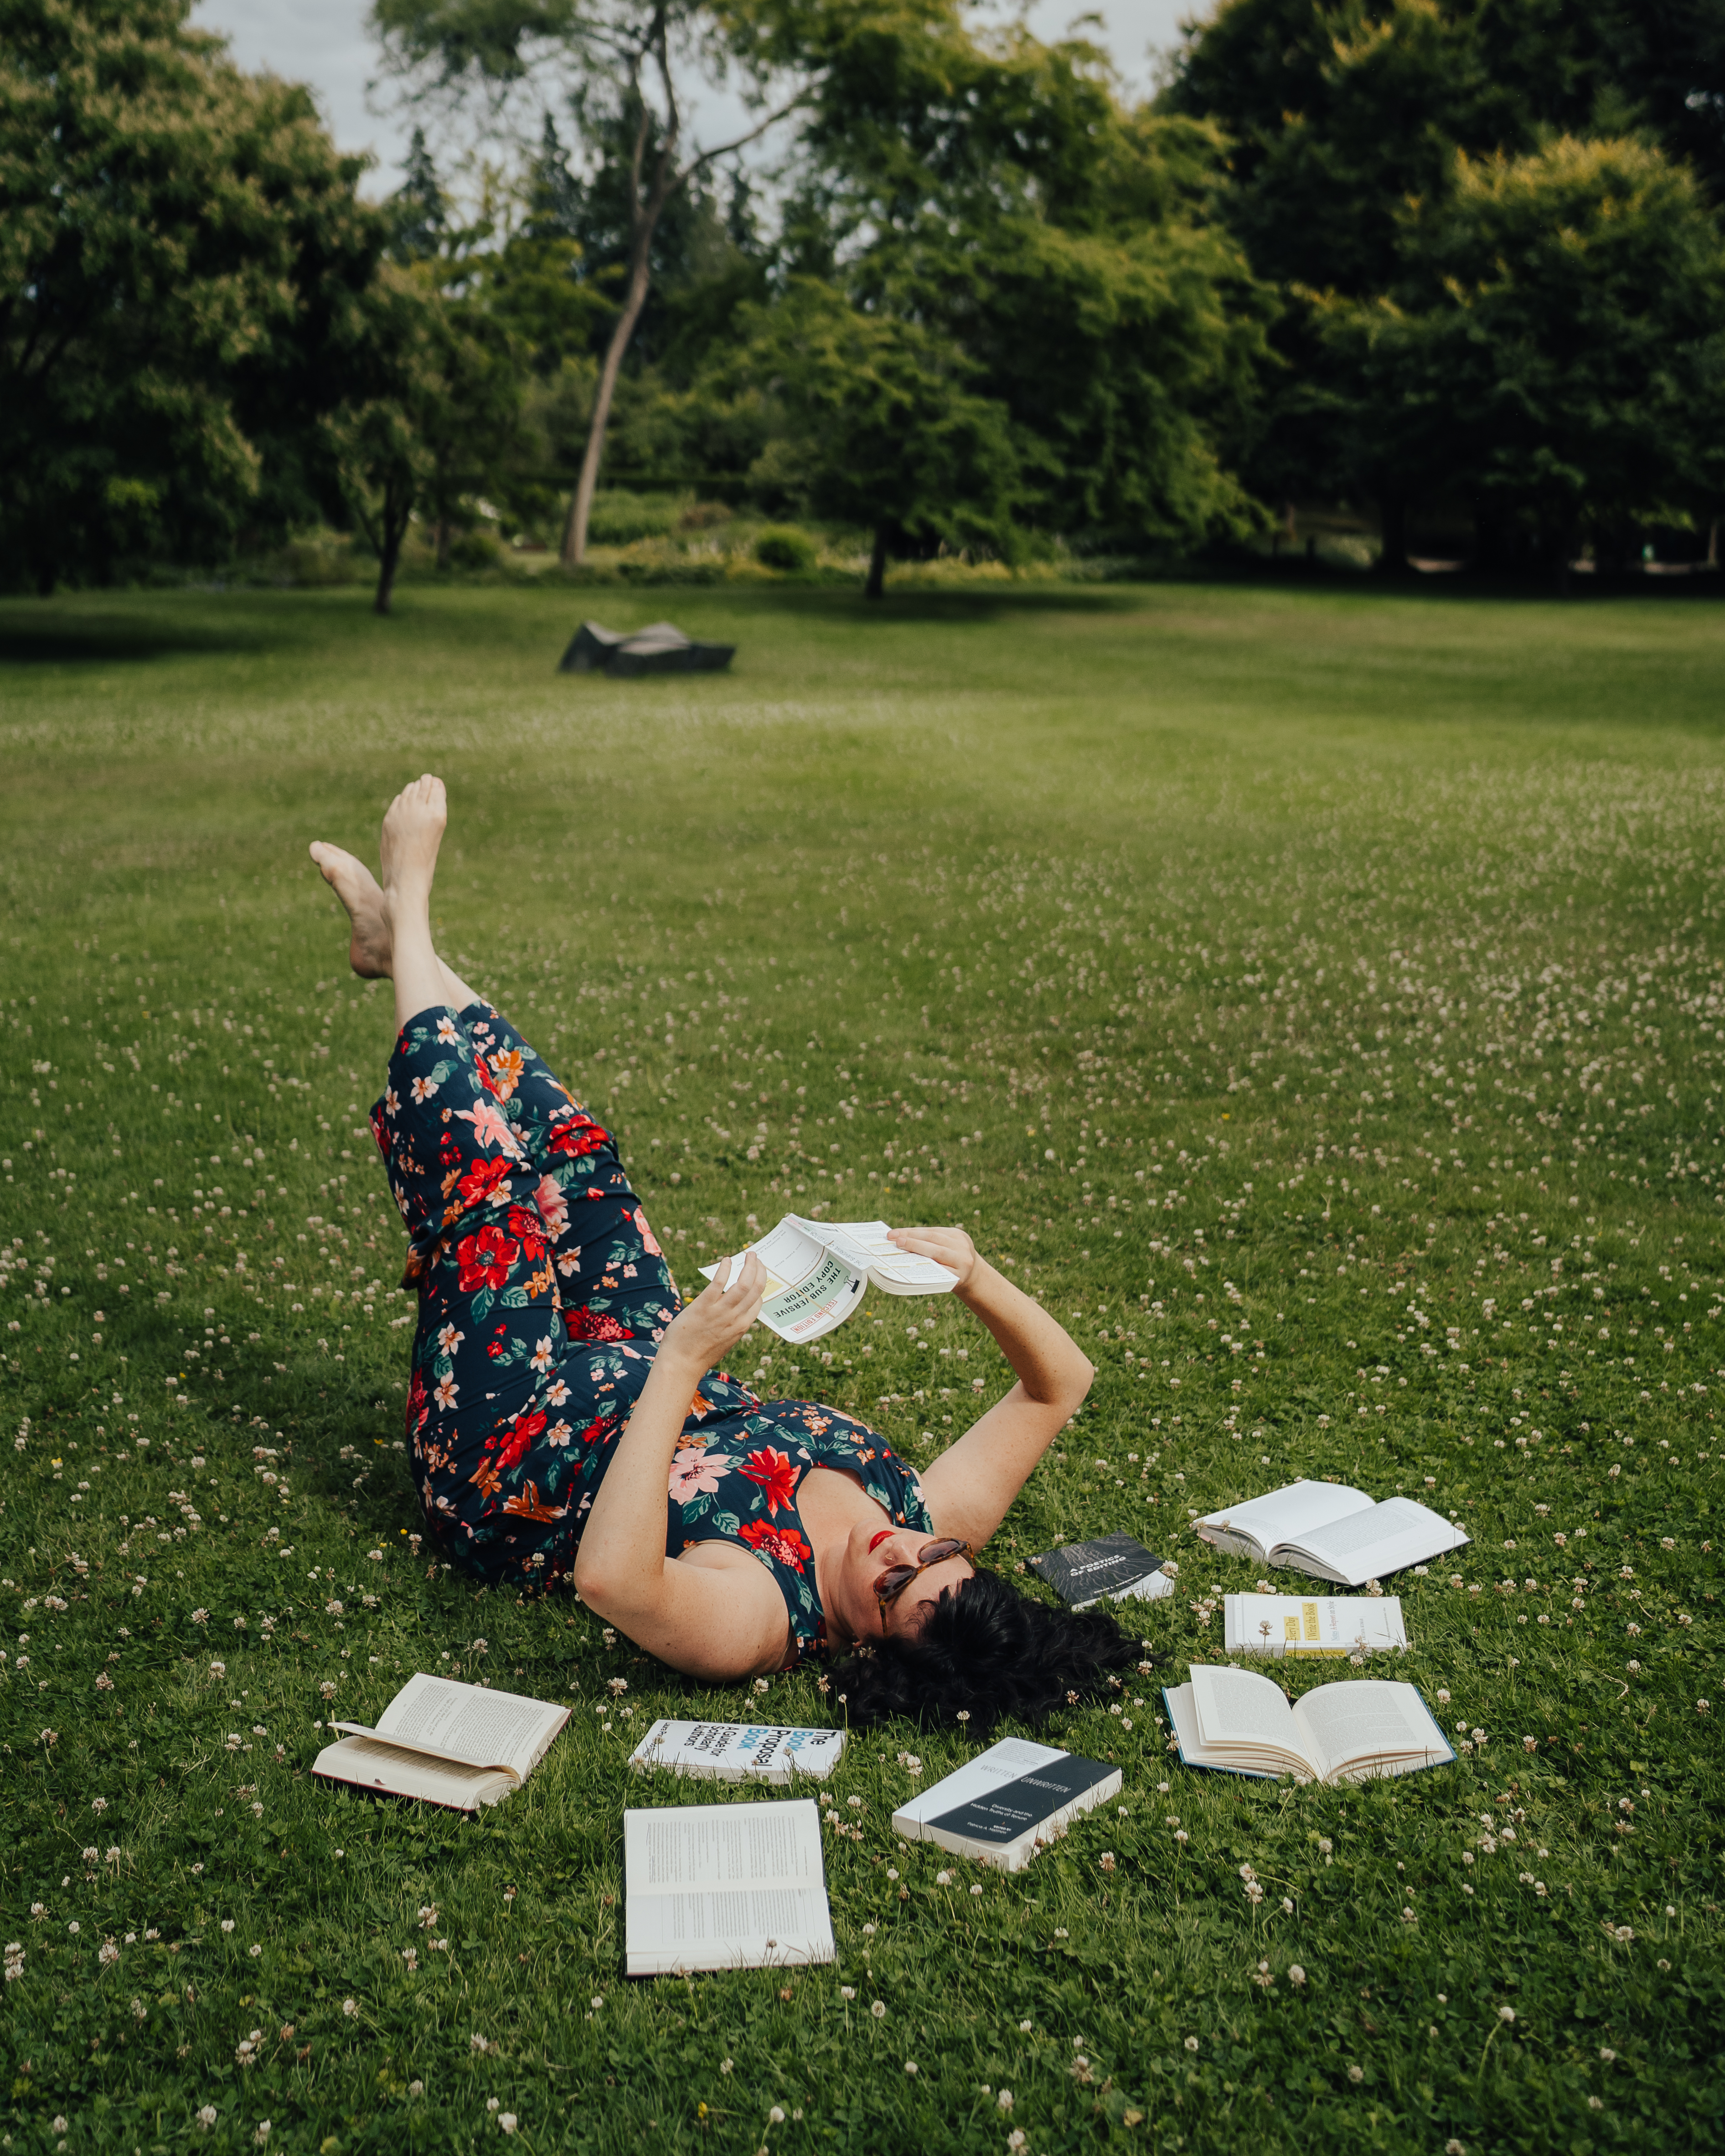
[311,1673,569,1811]
[1196,1478,1468,1584]
[625,1798,835,1975]
[891,1738,1121,1872]
[1030,1530,1172,1611]
[1163,1662,1453,1785]
[702,1216,958,1343]
[1224,1593,1408,1658]
[629,1720,845,1784]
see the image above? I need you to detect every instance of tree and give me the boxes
[1313,136,1725,572]
[757,10,1271,567]
[0,0,387,593]
[725,278,1029,597]
[371,0,814,564]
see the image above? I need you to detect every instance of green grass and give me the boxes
[1,578,1722,2156]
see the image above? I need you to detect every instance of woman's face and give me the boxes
[826,1522,975,1649]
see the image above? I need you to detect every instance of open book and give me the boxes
[311,1673,569,1812]
[629,1720,845,1784]
[1196,1479,1468,1584]
[1224,1593,1407,1658]
[891,1738,1121,1872]
[1164,1663,1453,1784]
[702,1215,958,1344]
[625,1799,835,1975]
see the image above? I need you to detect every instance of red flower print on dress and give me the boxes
[454,1097,519,1154]
[456,1222,519,1293]
[505,1204,546,1261]
[634,1207,663,1258]
[739,1519,812,1573]
[498,1407,547,1468]
[739,1447,798,1516]
[547,1111,610,1159]
[457,1155,513,1208]
[564,1305,633,1343]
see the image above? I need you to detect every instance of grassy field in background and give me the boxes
[1,579,1722,2156]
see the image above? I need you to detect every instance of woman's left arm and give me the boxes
[573,1256,789,1680]
[896,1229,1094,1548]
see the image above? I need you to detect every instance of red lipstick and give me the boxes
[867,1529,895,1554]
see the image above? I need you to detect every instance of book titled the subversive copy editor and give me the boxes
[1030,1530,1172,1610]
[624,1799,836,1975]
[891,1738,1121,1872]
[1196,1479,1468,1584]
[628,1720,846,1784]
[311,1672,569,1812]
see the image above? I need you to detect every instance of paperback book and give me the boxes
[1196,1479,1468,1584]
[629,1720,846,1784]
[891,1738,1121,1872]
[624,1798,835,1975]
[702,1216,957,1343]
[1163,1663,1453,1785]
[1224,1593,1408,1657]
[311,1673,569,1812]
[1030,1530,1172,1610]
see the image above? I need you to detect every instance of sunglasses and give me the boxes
[874,1538,974,1622]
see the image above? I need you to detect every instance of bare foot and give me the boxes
[308,842,393,979]
[378,774,448,926]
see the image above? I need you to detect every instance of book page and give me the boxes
[1291,1681,1451,1781]
[625,1799,825,1894]
[374,1674,567,1781]
[702,1220,866,1342]
[1279,1498,1467,1586]
[313,1736,513,1810]
[626,1885,835,1972]
[804,1218,959,1295]
[893,1738,1066,1828]
[1189,1664,1307,1757]
[1198,1480,1371,1558]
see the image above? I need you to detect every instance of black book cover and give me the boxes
[1030,1530,1163,1607]
[926,1754,1119,1847]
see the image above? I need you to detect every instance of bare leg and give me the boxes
[310,818,479,1012]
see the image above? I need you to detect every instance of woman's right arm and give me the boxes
[572,1258,790,1681]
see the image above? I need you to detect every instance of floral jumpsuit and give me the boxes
[372,1002,931,1647]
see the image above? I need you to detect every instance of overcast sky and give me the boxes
[191,0,1196,196]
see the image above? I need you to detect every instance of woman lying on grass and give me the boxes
[310,775,1141,1729]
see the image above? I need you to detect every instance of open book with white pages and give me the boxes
[1164,1663,1453,1785]
[1196,1479,1468,1585]
[625,1799,835,1975]
[312,1673,569,1811]
[701,1216,958,1343]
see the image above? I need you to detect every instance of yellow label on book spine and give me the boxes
[1283,1614,1301,1640]
[1301,1602,1320,1640]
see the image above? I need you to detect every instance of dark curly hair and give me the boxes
[824,1570,1147,1735]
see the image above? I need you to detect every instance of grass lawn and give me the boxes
[1,578,1722,2155]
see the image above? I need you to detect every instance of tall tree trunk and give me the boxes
[374,494,407,616]
[865,523,888,602]
[561,242,656,568]
[435,516,451,572]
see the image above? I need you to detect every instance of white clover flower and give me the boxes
[871,2000,887,2019]
[196,2105,217,2129]
[1183,2035,1198,2052]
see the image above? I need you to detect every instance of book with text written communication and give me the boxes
[1163,1663,1453,1785]
[891,1738,1121,1872]
[701,1216,957,1344]
[1196,1479,1467,1585]
[311,1673,569,1812]
[624,1799,835,1975]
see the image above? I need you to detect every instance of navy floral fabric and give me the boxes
[371,1002,930,1654]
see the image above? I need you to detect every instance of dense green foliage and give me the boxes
[3,580,1724,2150]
